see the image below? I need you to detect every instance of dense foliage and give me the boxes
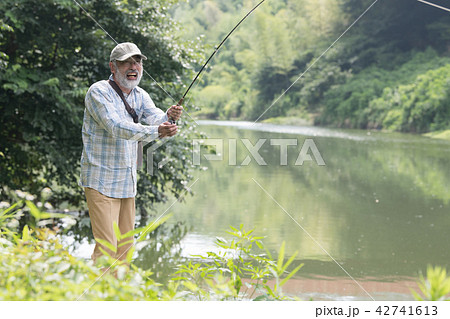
[1,201,449,301]
[173,0,450,133]
[0,0,205,212]
[0,200,303,300]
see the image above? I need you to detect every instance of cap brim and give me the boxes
[113,53,148,62]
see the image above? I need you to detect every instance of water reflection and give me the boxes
[64,120,449,299]
[158,121,450,298]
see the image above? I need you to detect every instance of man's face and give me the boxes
[112,55,143,91]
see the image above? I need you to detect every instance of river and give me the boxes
[68,120,450,300]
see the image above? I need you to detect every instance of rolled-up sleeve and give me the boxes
[139,91,169,126]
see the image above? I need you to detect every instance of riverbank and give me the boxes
[262,116,313,127]
[261,116,450,141]
[424,130,450,141]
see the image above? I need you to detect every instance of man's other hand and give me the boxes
[158,122,178,138]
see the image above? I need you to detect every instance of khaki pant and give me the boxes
[84,187,135,262]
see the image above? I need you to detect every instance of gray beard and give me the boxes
[115,69,143,91]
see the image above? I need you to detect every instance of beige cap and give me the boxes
[110,42,148,62]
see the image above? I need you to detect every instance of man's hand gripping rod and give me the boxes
[168,98,184,124]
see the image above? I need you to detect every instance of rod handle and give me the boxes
[169,98,184,124]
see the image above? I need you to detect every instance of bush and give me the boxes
[367,64,450,133]
[173,224,303,300]
[0,201,162,300]
[0,200,303,300]
[319,49,450,131]
[413,266,450,301]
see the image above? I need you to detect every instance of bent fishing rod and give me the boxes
[169,0,266,123]
[73,0,266,122]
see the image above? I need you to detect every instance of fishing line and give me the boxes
[177,0,266,108]
[73,0,266,123]
[252,0,380,124]
[72,0,178,104]
[417,0,450,12]
[253,178,376,301]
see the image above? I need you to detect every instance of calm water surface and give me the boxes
[69,120,450,300]
[161,120,450,300]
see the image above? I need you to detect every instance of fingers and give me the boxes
[158,122,178,138]
[168,105,183,121]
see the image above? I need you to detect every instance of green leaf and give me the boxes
[280,263,304,287]
[42,77,60,87]
[264,284,276,298]
[98,246,114,258]
[27,201,41,220]
[253,294,270,301]
[117,239,134,248]
[255,240,264,250]
[11,64,21,72]
[16,79,28,90]
[171,276,189,281]
[39,212,71,219]
[95,238,117,253]
[277,241,286,273]
[137,214,171,242]
[0,202,19,218]
[281,251,298,274]
[2,83,17,91]
[26,200,70,220]
[411,289,424,301]
[126,246,135,264]
[22,225,30,241]
[120,225,148,239]
[183,281,199,292]
[229,225,239,233]
[113,222,122,241]
[244,229,254,237]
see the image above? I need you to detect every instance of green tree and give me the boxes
[0,0,204,212]
[164,0,450,133]
[337,0,450,70]
[368,64,450,132]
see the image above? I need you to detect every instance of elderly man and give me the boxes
[80,42,182,263]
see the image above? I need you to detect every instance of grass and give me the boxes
[423,130,450,141]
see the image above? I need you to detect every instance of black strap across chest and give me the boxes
[108,79,138,123]
[108,79,144,169]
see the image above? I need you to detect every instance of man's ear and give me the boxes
[109,61,115,74]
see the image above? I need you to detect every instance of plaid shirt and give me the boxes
[80,76,168,198]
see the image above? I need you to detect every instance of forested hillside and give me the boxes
[172,0,450,133]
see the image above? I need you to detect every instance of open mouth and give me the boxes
[126,72,138,80]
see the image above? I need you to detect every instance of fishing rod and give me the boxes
[170,0,266,123]
[74,0,266,122]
